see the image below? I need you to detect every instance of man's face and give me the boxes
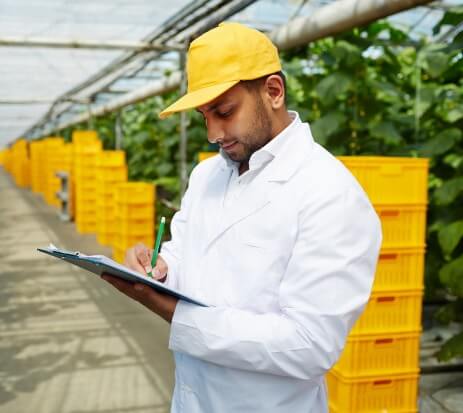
[197,83,274,164]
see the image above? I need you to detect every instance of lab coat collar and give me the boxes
[202,113,315,250]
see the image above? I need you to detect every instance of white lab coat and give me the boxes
[160,117,382,412]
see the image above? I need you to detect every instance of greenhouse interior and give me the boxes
[0,0,462,412]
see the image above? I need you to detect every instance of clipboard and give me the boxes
[37,245,208,307]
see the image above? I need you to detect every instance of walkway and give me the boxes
[0,168,174,413]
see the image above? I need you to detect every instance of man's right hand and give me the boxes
[124,243,168,282]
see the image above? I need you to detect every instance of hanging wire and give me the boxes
[290,0,310,21]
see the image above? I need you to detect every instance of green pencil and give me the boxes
[148,216,166,278]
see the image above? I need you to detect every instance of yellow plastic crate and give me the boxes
[76,220,97,234]
[115,182,155,204]
[75,206,97,220]
[96,205,117,220]
[97,150,126,167]
[373,247,425,292]
[75,181,97,192]
[72,130,99,145]
[96,167,128,182]
[333,331,420,376]
[118,219,154,236]
[73,168,98,180]
[96,182,120,197]
[337,156,428,205]
[115,204,154,220]
[73,141,102,154]
[112,247,126,264]
[97,219,117,232]
[376,204,427,247]
[97,232,114,246]
[352,290,423,335]
[115,234,154,252]
[327,370,419,413]
[75,193,97,205]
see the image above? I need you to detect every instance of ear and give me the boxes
[263,74,285,110]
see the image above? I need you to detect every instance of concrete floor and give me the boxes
[0,169,174,413]
[1,167,463,413]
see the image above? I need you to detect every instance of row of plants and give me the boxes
[62,7,463,360]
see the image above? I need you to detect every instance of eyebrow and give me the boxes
[197,101,229,114]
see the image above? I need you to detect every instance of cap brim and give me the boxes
[159,80,240,119]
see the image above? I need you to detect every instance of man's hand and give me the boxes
[124,242,168,281]
[100,243,177,323]
[101,274,178,323]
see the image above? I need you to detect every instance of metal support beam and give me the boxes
[26,0,433,137]
[0,36,183,52]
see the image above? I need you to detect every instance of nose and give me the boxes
[206,119,225,144]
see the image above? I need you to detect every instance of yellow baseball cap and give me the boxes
[159,22,281,119]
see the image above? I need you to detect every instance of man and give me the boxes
[102,22,382,412]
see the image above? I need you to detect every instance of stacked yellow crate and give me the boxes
[72,131,102,234]
[113,182,155,263]
[95,150,128,246]
[328,157,429,413]
[30,140,45,194]
[43,137,65,207]
[11,139,30,188]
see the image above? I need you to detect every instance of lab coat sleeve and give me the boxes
[159,172,196,290]
[169,185,382,380]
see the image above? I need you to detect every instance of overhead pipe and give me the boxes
[32,0,432,137]
[0,36,183,52]
[270,0,433,50]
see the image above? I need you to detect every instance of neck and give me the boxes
[238,110,292,175]
[271,110,292,138]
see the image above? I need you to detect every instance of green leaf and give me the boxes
[437,331,463,362]
[315,73,353,106]
[311,111,347,145]
[438,220,463,256]
[434,177,463,205]
[435,300,463,324]
[443,154,463,169]
[422,51,449,78]
[439,255,463,296]
[433,6,463,35]
[419,128,462,157]
[372,80,402,104]
[332,41,362,67]
[416,86,435,118]
[369,121,402,145]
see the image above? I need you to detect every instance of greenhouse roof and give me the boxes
[0,0,460,147]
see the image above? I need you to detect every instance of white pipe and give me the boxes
[55,72,182,131]
[0,36,183,52]
[270,0,432,50]
[35,0,431,136]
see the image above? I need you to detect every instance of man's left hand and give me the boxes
[101,274,178,323]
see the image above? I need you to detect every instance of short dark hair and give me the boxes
[240,71,287,105]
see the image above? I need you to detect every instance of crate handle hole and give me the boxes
[375,338,394,345]
[373,380,393,387]
[380,253,398,260]
[380,211,400,217]
[377,296,396,303]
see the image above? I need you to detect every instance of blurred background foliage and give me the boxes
[64,6,463,361]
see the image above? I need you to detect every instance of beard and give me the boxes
[227,94,273,163]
